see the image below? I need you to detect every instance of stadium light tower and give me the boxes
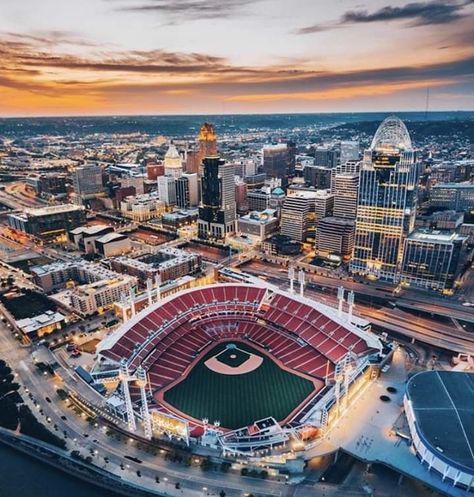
[119,359,136,432]
[288,267,295,294]
[347,291,355,323]
[298,269,305,297]
[136,366,152,439]
[337,286,345,316]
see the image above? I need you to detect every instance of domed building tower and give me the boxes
[351,116,418,282]
[163,142,183,178]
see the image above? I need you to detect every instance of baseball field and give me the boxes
[162,341,317,429]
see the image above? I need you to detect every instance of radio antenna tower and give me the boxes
[424,86,430,120]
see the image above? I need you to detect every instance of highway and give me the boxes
[241,260,474,355]
[246,259,474,323]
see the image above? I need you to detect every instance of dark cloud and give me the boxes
[114,0,254,20]
[297,0,473,34]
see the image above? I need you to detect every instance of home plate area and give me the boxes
[204,343,263,375]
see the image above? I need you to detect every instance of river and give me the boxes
[0,443,123,497]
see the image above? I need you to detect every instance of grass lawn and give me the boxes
[163,342,315,429]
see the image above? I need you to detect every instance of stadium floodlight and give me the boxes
[337,286,345,316]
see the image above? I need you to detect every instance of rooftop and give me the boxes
[432,182,474,189]
[96,232,128,244]
[70,224,111,236]
[407,228,467,244]
[16,310,65,335]
[24,204,84,217]
[406,371,474,474]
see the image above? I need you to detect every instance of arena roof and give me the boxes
[406,371,474,473]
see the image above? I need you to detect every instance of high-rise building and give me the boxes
[157,176,176,206]
[176,173,199,209]
[340,141,360,164]
[280,195,310,242]
[304,165,332,189]
[316,217,355,261]
[283,187,334,241]
[198,157,236,240]
[351,116,418,281]
[262,144,294,187]
[186,123,218,175]
[314,147,339,168]
[333,173,359,219]
[430,183,474,211]
[163,143,183,178]
[400,229,468,293]
[73,164,103,203]
[235,178,249,215]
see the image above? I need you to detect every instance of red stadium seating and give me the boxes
[100,284,374,391]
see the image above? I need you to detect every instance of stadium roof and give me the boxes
[406,371,474,473]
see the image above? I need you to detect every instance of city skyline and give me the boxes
[1,0,473,116]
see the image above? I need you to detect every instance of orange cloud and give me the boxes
[225,79,455,102]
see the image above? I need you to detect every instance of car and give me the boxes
[45,397,51,403]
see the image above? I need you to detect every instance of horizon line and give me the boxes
[1,109,473,120]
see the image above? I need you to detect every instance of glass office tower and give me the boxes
[351,116,418,282]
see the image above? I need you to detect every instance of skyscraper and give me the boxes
[185,123,218,175]
[351,116,418,281]
[176,173,199,209]
[163,142,183,178]
[73,164,103,203]
[262,143,294,187]
[333,173,359,219]
[340,141,360,164]
[197,157,236,240]
[157,175,176,206]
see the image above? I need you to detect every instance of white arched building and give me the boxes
[404,371,474,491]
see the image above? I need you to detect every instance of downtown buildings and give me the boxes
[400,229,468,293]
[351,116,418,282]
[197,156,236,241]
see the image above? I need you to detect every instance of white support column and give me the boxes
[136,366,152,439]
[146,278,153,307]
[119,359,136,432]
[337,286,345,317]
[288,267,295,294]
[347,290,355,323]
[298,269,305,297]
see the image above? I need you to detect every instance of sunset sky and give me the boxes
[1,0,473,116]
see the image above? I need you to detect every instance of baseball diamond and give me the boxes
[160,341,318,429]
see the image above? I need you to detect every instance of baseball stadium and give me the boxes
[94,283,383,455]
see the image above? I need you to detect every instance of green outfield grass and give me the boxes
[163,341,316,429]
